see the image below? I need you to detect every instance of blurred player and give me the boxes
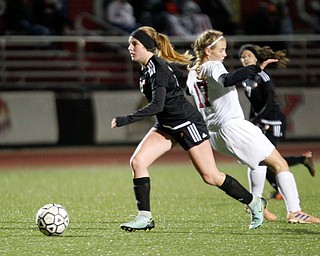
[239,44,316,219]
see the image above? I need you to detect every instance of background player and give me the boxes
[239,44,316,220]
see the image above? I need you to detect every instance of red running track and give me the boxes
[0,142,320,168]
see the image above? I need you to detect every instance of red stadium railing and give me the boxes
[1,34,320,89]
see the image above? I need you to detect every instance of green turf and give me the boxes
[0,161,319,256]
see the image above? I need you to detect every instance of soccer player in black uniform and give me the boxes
[239,44,316,221]
[111,26,266,231]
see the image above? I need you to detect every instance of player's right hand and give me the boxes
[111,118,118,128]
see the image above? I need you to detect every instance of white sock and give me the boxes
[247,166,267,197]
[276,171,301,213]
[138,211,152,219]
[248,195,260,209]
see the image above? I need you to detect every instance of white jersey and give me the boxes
[186,61,274,169]
[186,61,245,132]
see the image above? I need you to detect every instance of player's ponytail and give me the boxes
[138,26,193,65]
[257,46,289,69]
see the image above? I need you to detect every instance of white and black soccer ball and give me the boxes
[36,203,69,236]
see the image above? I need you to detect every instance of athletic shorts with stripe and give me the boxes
[154,115,210,151]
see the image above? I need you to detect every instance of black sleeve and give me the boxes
[115,86,166,127]
[242,74,262,89]
[218,65,261,87]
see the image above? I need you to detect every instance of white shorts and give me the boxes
[209,119,275,169]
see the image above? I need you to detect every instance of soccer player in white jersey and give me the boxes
[186,29,320,224]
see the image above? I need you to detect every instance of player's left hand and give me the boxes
[260,59,278,70]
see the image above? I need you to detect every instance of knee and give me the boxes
[129,155,138,170]
[273,159,289,174]
[130,154,144,171]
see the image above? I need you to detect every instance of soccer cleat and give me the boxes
[287,211,320,224]
[303,151,316,177]
[269,191,283,200]
[120,215,155,232]
[264,208,277,221]
[245,205,251,215]
[245,202,277,221]
[249,198,266,229]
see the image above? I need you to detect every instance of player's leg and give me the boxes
[266,168,284,200]
[284,155,306,166]
[285,152,316,177]
[267,152,315,200]
[120,128,174,231]
[247,165,267,197]
[187,140,265,229]
[247,166,277,221]
[264,126,284,198]
[263,149,320,224]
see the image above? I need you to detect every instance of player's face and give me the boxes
[206,39,227,62]
[128,37,151,65]
[240,50,258,66]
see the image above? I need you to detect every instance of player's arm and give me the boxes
[218,65,261,87]
[114,86,166,127]
[218,59,278,87]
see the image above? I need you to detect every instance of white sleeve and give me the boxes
[200,61,228,82]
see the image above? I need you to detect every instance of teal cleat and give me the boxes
[249,198,266,229]
[120,215,155,232]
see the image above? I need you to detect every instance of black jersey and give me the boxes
[243,70,284,124]
[116,55,200,129]
[242,70,286,141]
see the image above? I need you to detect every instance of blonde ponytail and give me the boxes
[139,26,193,65]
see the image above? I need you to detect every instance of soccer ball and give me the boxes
[36,203,69,236]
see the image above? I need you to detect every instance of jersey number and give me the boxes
[194,81,211,108]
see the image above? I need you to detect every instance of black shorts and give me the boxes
[260,114,287,147]
[155,115,209,151]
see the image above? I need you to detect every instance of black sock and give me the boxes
[284,156,305,166]
[266,168,278,191]
[133,177,151,211]
[219,174,253,205]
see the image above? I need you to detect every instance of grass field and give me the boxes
[0,160,319,256]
